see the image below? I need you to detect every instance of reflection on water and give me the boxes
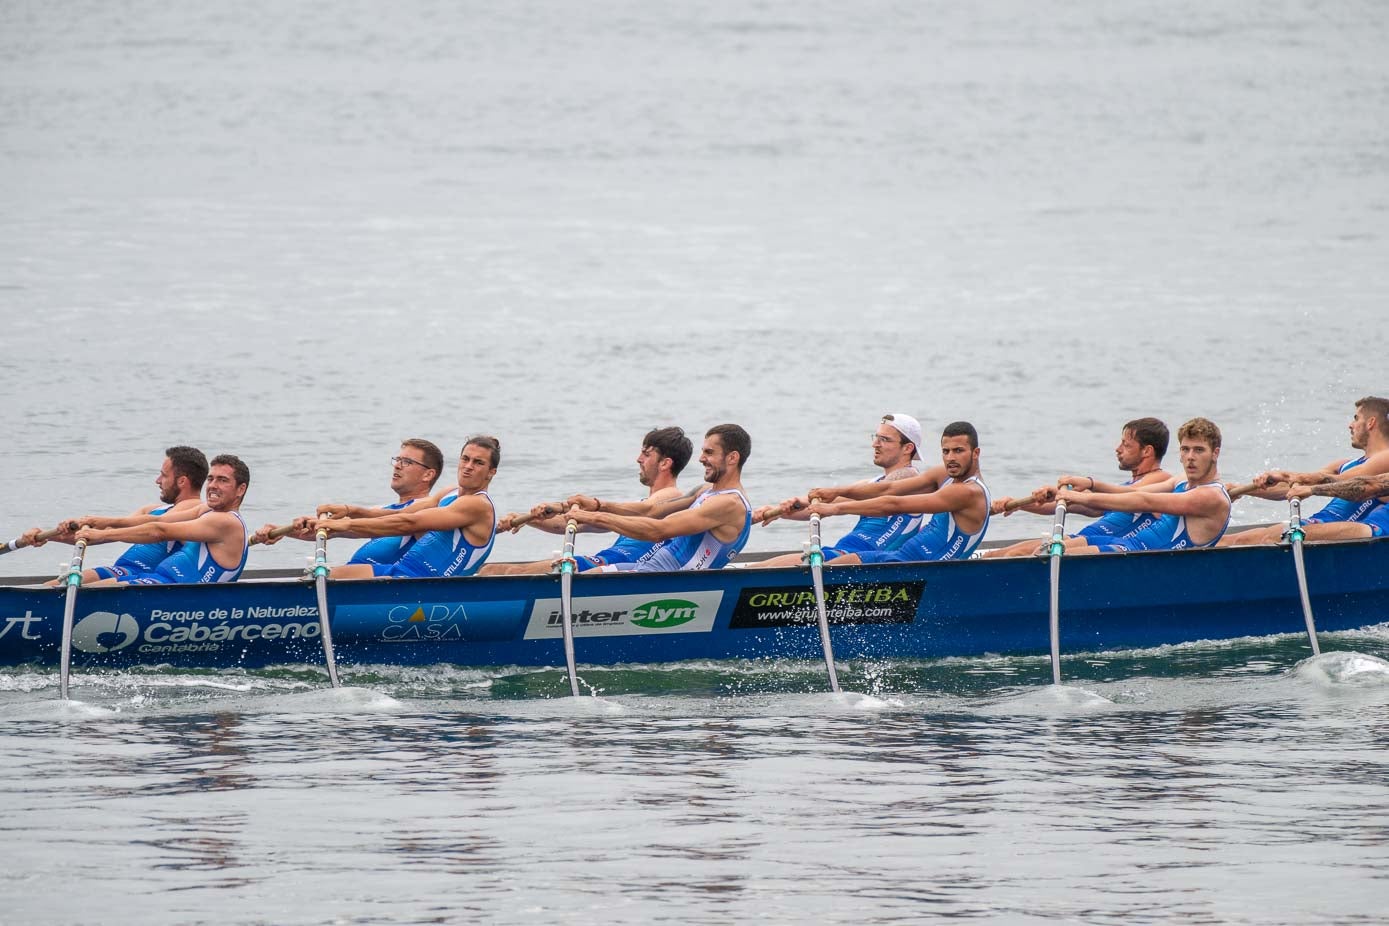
[3,632,1388,924]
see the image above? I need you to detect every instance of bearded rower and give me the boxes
[803,421,991,564]
[21,446,210,584]
[481,427,692,575]
[563,424,753,572]
[78,455,252,585]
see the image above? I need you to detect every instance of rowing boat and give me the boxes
[2,536,1385,673]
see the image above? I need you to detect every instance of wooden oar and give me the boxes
[806,514,841,693]
[1003,495,1041,514]
[1228,482,1260,500]
[557,519,581,696]
[311,526,342,687]
[1,523,77,556]
[1045,499,1069,685]
[507,502,568,532]
[58,539,88,700]
[249,524,298,546]
[1285,498,1321,656]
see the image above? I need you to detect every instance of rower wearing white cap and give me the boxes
[752,413,924,567]
[802,421,993,564]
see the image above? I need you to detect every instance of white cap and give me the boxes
[882,413,923,460]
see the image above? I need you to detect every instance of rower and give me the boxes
[21,446,209,584]
[316,436,500,579]
[78,455,252,585]
[253,439,444,567]
[802,421,991,564]
[480,427,693,575]
[1057,418,1231,555]
[983,417,1173,558]
[751,413,925,567]
[563,424,753,572]
[1220,396,1389,545]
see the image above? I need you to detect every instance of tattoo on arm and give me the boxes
[1314,475,1387,502]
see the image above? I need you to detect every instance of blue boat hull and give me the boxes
[1,539,1385,671]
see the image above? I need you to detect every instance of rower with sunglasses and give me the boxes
[252,438,444,567]
[752,414,925,567]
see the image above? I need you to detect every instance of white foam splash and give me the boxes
[1291,651,1389,687]
[982,684,1115,715]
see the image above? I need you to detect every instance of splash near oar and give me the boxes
[58,539,88,700]
[806,514,841,693]
[1046,498,1069,685]
[312,526,342,687]
[557,519,581,696]
[1286,498,1321,657]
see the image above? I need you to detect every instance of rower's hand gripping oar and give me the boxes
[249,524,299,546]
[1046,496,1069,685]
[312,525,342,687]
[806,514,841,693]
[58,539,88,700]
[1,523,78,556]
[557,519,581,697]
[1285,498,1321,657]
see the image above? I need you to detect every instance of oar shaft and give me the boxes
[807,514,841,693]
[1,524,76,556]
[58,540,88,700]
[313,529,341,687]
[1003,495,1037,513]
[1046,500,1068,686]
[249,524,299,546]
[1228,482,1259,500]
[1287,498,1321,657]
[559,520,580,696]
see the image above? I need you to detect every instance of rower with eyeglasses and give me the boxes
[752,414,926,568]
[252,439,445,568]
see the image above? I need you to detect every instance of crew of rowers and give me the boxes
[10,396,1389,586]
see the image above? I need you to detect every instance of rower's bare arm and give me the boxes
[816,482,975,518]
[78,512,232,547]
[815,468,943,502]
[323,500,472,538]
[1059,486,1213,517]
[584,485,702,518]
[570,494,737,542]
[1292,473,1389,503]
[78,499,204,531]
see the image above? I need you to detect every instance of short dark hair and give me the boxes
[1123,417,1169,461]
[165,446,209,490]
[1177,417,1221,451]
[643,427,693,476]
[1357,396,1389,437]
[210,454,250,487]
[464,435,501,468]
[705,424,751,469]
[401,438,444,487]
[941,421,978,449]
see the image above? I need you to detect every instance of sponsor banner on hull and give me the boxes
[68,606,324,656]
[333,601,528,643]
[523,591,724,640]
[728,581,925,629]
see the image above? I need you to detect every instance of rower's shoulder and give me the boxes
[646,486,684,503]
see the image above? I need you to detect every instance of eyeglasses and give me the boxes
[871,434,902,445]
[391,456,431,469]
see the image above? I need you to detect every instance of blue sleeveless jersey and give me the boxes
[577,533,654,571]
[825,473,923,558]
[857,476,991,564]
[1074,478,1161,540]
[1093,481,1230,552]
[377,491,495,578]
[127,512,249,585]
[348,499,419,566]
[106,504,182,577]
[1305,456,1383,525]
[623,489,752,573]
